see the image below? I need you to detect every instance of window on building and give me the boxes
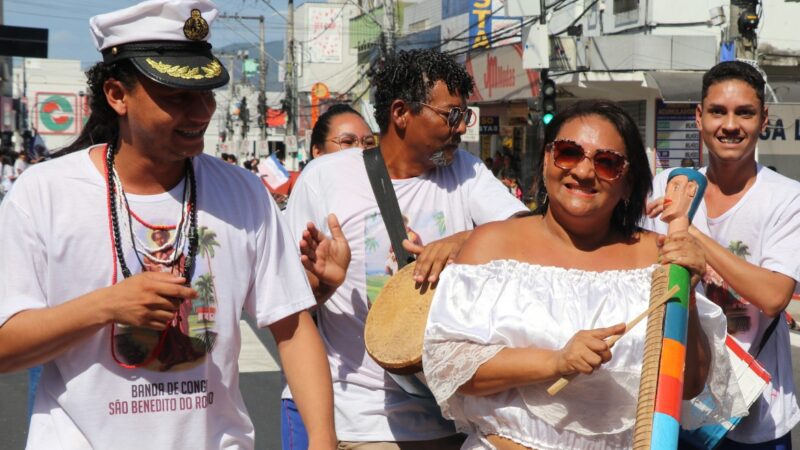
[613,0,639,14]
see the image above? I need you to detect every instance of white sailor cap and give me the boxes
[89,0,229,90]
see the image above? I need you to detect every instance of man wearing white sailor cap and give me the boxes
[0,1,337,449]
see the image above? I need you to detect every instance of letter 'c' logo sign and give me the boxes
[40,95,75,132]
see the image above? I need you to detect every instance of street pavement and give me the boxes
[3,308,800,449]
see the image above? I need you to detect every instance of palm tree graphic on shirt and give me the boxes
[703,240,752,334]
[190,226,220,351]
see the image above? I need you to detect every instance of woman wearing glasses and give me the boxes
[422,100,743,449]
[281,102,376,450]
[309,104,377,159]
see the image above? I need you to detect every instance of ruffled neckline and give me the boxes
[448,259,659,279]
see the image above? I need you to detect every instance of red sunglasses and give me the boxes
[546,139,629,181]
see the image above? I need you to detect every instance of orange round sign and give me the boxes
[311,82,330,98]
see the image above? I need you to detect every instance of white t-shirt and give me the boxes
[643,165,800,443]
[0,148,315,450]
[284,148,527,441]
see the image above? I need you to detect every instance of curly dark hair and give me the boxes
[53,60,138,157]
[532,100,652,239]
[372,49,474,133]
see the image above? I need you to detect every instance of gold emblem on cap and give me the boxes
[145,58,222,80]
[184,9,209,41]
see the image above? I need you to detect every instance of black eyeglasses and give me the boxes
[416,102,476,128]
[546,139,629,181]
[327,133,377,149]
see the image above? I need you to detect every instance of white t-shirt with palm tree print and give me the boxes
[0,149,314,449]
[645,164,800,444]
[284,148,527,442]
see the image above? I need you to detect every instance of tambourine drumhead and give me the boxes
[364,262,436,375]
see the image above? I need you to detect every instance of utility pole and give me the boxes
[218,14,267,91]
[521,0,550,200]
[286,0,298,140]
[382,0,395,54]
[259,15,266,94]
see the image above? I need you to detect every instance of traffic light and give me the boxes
[540,70,556,125]
[257,91,267,133]
[239,96,250,138]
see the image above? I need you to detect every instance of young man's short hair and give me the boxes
[701,60,766,108]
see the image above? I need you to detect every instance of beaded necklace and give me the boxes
[104,143,199,280]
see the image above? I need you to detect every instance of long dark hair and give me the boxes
[532,100,652,238]
[52,60,138,157]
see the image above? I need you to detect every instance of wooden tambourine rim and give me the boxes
[364,262,436,375]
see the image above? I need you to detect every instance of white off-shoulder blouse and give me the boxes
[423,261,747,450]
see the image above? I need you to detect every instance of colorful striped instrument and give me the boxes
[632,168,707,450]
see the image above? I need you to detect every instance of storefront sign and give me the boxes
[469,0,492,50]
[462,106,480,142]
[306,5,343,63]
[758,103,800,155]
[654,103,701,171]
[479,116,500,134]
[35,92,77,135]
[466,44,539,102]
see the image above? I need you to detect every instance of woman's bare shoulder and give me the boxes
[456,215,543,265]
[630,229,661,263]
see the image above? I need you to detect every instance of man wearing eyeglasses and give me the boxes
[284,49,527,449]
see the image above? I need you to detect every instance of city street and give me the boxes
[3,307,800,449]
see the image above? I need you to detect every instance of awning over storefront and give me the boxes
[644,71,705,103]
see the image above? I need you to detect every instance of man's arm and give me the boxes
[690,226,796,317]
[270,310,336,450]
[0,272,196,373]
[402,211,527,284]
[401,230,470,283]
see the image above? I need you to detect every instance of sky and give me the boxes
[4,0,308,66]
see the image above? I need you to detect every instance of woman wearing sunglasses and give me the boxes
[422,100,743,449]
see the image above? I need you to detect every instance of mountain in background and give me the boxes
[218,40,284,92]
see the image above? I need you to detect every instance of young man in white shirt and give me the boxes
[646,60,800,449]
[0,1,336,448]
[284,49,527,449]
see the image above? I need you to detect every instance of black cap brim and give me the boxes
[103,41,229,90]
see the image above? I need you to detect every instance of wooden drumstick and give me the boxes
[546,285,680,396]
